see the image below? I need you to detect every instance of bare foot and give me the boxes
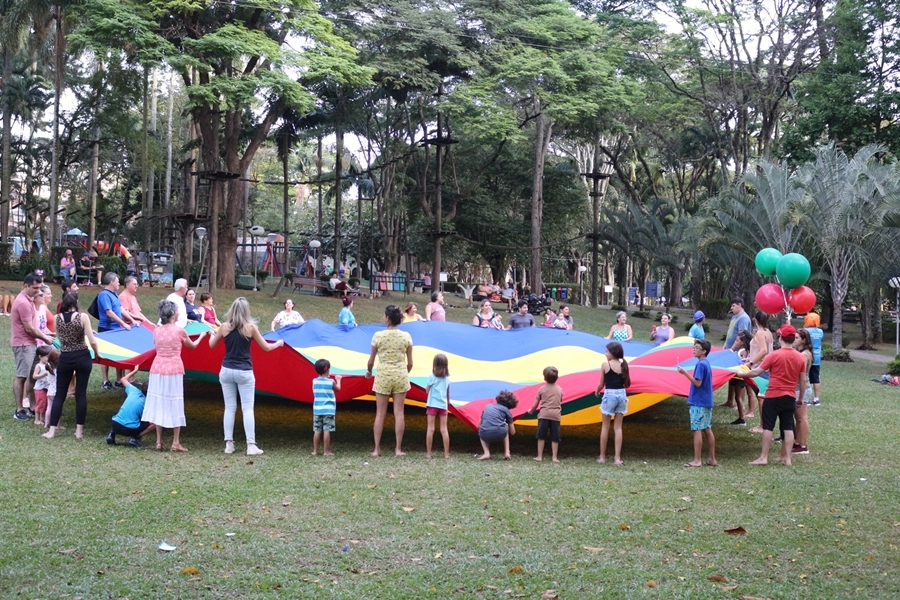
[171,445,189,452]
[156,443,164,452]
[613,460,624,466]
[749,458,768,465]
[743,413,755,419]
[597,457,606,464]
[551,458,560,464]
[444,454,450,459]
[705,460,718,467]
[749,426,763,434]
[370,450,380,457]
[395,450,406,457]
[684,462,702,467]
[477,454,491,461]
[324,451,334,456]
[503,454,511,461]
[41,431,54,439]
[34,420,43,426]
[74,432,83,439]
[311,451,318,456]
[782,460,792,466]
[533,457,543,462]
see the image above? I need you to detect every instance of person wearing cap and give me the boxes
[733,324,807,466]
[60,249,76,279]
[803,312,824,406]
[689,311,705,340]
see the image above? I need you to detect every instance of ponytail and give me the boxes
[620,358,631,388]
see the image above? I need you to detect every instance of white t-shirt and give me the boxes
[165,292,188,328]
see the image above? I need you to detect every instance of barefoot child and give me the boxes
[529,366,562,462]
[477,390,518,460]
[425,354,451,458]
[31,346,56,425]
[106,366,155,447]
[596,342,630,465]
[677,339,717,467]
[312,359,341,456]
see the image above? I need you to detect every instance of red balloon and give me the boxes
[788,285,816,314]
[755,283,786,315]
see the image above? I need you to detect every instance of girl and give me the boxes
[651,313,675,345]
[32,346,55,426]
[596,341,631,465]
[43,348,59,428]
[425,354,451,458]
[142,299,208,452]
[339,296,357,327]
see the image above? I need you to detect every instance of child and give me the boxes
[32,346,55,426]
[530,366,563,462]
[312,358,342,456]
[106,366,155,447]
[477,390,518,460]
[677,339,717,467]
[43,349,59,428]
[596,341,631,465]
[425,354,451,458]
[689,311,706,340]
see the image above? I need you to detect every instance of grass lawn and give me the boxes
[1,282,899,597]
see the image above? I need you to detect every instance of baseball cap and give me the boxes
[693,310,705,321]
[776,324,797,338]
[65,249,72,255]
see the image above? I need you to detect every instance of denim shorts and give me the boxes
[601,388,628,416]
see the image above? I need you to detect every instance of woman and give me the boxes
[650,313,675,346]
[43,292,101,440]
[746,311,774,432]
[425,291,445,322]
[271,298,304,330]
[209,297,284,456]
[366,305,413,457]
[35,284,54,336]
[606,311,633,341]
[142,300,208,452]
[339,297,357,327]
[792,329,813,455]
[59,249,76,279]
[199,292,222,327]
[403,302,425,323]
[472,300,502,329]
[184,289,204,322]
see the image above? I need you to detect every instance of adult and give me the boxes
[11,273,55,420]
[366,305,414,457]
[339,297,358,327]
[57,279,78,314]
[724,298,752,350]
[35,284,54,337]
[744,311,774,427]
[553,304,574,330]
[59,249,76,279]
[165,278,189,327]
[792,329,813,456]
[606,311,633,341]
[472,281,493,302]
[78,253,95,285]
[473,300,502,329]
[425,291,445,321]
[118,275,147,325]
[271,298,304,330]
[209,297,284,456]
[508,300,535,329]
[733,325,807,466]
[329,271,348,295]
[43,292,101,439]
[402,302,425,323]
[803,312,824,406]
[199,293,222,327]
[184,289,204,322]
[651,313,675,345]
[97,272,132,390]
[500,282,517,312]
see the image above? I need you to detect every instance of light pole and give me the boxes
[249,225,264,291]
[579,265,588,307]
[195,226,207,290]
[267,231,278,278]
[889,276,900,356]
[309,239,321,277]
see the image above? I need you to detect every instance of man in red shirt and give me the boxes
[734,324,807,466]
[11,273,55,420]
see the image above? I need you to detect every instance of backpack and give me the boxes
[87,289,113,320]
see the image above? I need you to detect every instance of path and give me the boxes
[849,349,894,364]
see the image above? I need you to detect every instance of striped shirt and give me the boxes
[312,376,336,416]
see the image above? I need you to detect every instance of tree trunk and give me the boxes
[48,6,66,252]
[333,127,344,273]
[141,66,151,252]
[829,250,852,351]
[1,48,12,241]
[431,109,444,293]
[529,102,552,294]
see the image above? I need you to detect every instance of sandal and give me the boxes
[170,445,189,453]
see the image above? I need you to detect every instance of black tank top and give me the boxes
[604,365,625,389]
[222,328,253,371]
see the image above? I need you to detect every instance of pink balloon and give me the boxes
[755,283,786,315]
[788,285,816,314]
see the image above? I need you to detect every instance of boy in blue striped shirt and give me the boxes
[312,359,341,455]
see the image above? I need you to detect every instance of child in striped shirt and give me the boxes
[312,358,341,455]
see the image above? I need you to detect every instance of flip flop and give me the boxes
[170,446,189,453]
[683,462,702,468]
[705,461,718,467]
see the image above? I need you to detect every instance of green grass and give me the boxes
[2,284,900,597]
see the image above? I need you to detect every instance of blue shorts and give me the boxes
[601,388,628,416]
[689,405,713,431]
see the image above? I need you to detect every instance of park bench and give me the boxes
[292,276,327,295]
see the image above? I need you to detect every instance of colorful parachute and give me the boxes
[93,319,743,431]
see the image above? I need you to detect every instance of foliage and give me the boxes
[887,355,900,376]
[630,310,651,319]
[97,255,125,279]
[822,344,853,362]
[699,298,730,320]
[0,243,12,274]
[17,253,52,278]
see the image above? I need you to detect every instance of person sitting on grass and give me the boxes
[477,390,518,461]
[677,339,717,467]
[106,366,155,447]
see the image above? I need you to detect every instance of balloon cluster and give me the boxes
[754,248,815,315]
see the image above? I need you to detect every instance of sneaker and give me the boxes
[792,444,809,455]
[106,430,116,445]
[13,409,29,420]
[246,444,264,456]
[101,381,114,390]
[773,436,783,444]
[128,437,143,448]
[811,399,821,406]
[730,418,746,426]
[114,382,125,389]
[224,441,235,454]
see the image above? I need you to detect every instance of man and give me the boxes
[166,278,189,328]
[724,298,751,350]
[57,278,78,314]
[507,300,535,329]
[118,275,147,325]
[500,282,517,312]
[472,280,492,302]
[11,273,55,420]
[554,304,574,330]
[734,325,807,466]
[98,273,132,389]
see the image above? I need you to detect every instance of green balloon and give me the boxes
[755,248,782,277]
[776,253,811,288]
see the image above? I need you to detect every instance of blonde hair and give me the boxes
[224,297,257,337]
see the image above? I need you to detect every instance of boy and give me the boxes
[312,358,342,456]
[689,311,706,340]
[477,390,518,460]
[676,339,717,467]
[529,366,563,463]
[106,366,155,447]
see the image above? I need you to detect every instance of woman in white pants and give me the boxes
[209,297,284,455]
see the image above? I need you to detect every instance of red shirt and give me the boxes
[759,347,807,398]
[10,291,37,347]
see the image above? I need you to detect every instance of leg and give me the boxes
[312,430,321,455]
[550,441,559,463]
[750,429,773,465]
[102,364,110,385]
[734,386,746,421]
[439,414,450,458]
[813,382,821,403]
[171,426,187,452]
[687,430,703,467]
[14,375,26,412]
[220,368,238,445]
[749,397,765,433]
[323,431,332,455]
[478,438,491,460]
[794,402,809,448]
[535,439,545,461]
[425,414,435,458]
[745,386,758,418]
[721,382,736,407]
[72,352,93,430]
[372,393,389,456]
[598,414,611,463]
[612,414,624,465]
[781,429,795,466]
[154,424,164,450]
[44,357,75,437]
[502,432,511,460]
[705,428,717,465]
[235,370,259,450]
[392,391,406,456]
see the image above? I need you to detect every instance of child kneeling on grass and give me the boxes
[312,358,341,456]
[477,390,518,461]
[106,366,155,447]
[677,339,717,467]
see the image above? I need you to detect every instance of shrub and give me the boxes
[821,344,853,362]
[610,305,626,312]
[887,355,900,376]
[699,298,730,320]
[18,254,52,279]
[630,310,651,319]
[683,322,710,333]
[97,255,126,280]
[881,319,899,343]
[0,242,12,274]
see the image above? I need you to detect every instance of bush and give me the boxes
[610,305,626,312]
[97,255,126,280]
[887,355,900,376]
[630,310,651,319]
[822,344,853,362]
[18,254,52,279]
[683,322,710,333]
[0,242,11,274]
[882,319,899,343]
[699,298,730,320]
